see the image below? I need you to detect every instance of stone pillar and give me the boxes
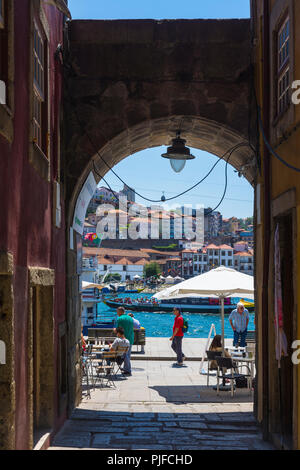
[0,252,15,450]
[66,230,82,415]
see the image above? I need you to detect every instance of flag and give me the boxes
[274,224,288,367]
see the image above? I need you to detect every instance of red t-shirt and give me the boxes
[173,315,184,337]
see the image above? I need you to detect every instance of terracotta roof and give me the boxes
[219,244,233,250]
[134,259,149,265]
[165,257,181,262]
[83,247,150,258]
[115,257,131,265]
[140,248,180,256]
[205,244,220,250]
[234,251,253,257]
[97,256,113,264]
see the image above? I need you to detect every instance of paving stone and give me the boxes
[52,435,92,448]
[131,445,173,450]
[175,446,201,450]
[206,424,258,432]
[48,352,274,452]
[127,427,164,433]
[178,422,208,429]
[92,434,115,446]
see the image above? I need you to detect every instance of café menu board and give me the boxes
[72,171,97,235]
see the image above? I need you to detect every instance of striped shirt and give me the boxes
[229,309,249,332]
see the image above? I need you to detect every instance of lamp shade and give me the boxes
[161,132,195,173]
[170,159,186,173]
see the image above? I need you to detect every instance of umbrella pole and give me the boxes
[217,294,231,391]
[221,295,225,356]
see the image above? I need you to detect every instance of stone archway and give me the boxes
[63,18,258,412]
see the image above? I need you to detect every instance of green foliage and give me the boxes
[238,216,253,230]
[152,244,178,251]
[143,262,162,278]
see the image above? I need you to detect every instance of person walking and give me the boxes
[114,306,134,376]
[169,307,186,366]
[229,302,249,347]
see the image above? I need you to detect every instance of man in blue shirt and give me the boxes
[229,302,249,347]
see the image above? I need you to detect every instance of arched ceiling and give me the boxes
[64,18,257,217]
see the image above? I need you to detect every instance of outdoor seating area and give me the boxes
[81,336,256,404]
[81,339,130,397]
[87,327,146,352]
[205,342,256,398]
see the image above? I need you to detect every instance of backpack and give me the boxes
[182,317,188,334]
[235,376,248,388]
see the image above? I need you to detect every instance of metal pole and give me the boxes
[221,295,225,356]
[213,294,230,392]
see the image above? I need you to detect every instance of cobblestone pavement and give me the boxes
[50,408,274,450]
[49,357,274,450]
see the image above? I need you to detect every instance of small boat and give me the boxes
[81,285,117,335]
[124,288,145,294]
[103,295,255,314]
[107,283,144,293]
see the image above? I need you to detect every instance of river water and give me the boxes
[97,293,255,339]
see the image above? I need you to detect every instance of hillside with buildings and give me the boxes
[82,186,254,281]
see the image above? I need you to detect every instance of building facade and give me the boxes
[0,0,67,450]
[252,0,300,449]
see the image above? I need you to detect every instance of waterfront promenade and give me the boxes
[48,338,274,451]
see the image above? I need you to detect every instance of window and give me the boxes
[33,23,46,151]
[277,17,290,115]
[0,0,4,29]
[0,0,7,101]
[221,251,226,257]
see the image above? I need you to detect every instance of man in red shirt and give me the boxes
[169,307,186,366]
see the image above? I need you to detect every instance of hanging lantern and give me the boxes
[161,131,195,173]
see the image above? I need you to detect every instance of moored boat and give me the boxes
[103,295,255,314]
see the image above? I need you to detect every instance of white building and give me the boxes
[97,256,146,281]
[181,243,252,279]
[234,251,254,275]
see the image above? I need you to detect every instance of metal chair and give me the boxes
[94,350,118,388]
[81,344,95,397]
[216,356,252,397]
[206,350,222,386]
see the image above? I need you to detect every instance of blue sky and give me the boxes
[68,0,250,20]
[68,1,253,219]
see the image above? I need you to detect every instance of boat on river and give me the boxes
[103,295,255,314]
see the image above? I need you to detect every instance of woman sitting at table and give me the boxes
[209,334,231,371]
